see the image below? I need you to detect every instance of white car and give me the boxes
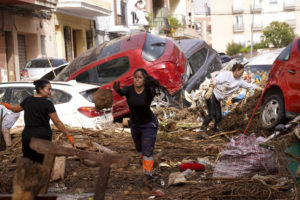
[0,81,113,130]
[21,58,68,80]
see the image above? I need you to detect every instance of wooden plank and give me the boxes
[94,154,111,200]
[208,130,237,139]
[30,138,130,168]
[40,154,55,194]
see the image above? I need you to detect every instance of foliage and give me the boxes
[262,21,295,48]
[168,15,185,30]
[253,42,268,49]
[145,13,154,29]
[226,42,243,56]
[240,46,250,53]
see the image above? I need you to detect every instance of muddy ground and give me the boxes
[0,93,296,199]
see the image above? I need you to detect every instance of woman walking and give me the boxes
[113,68,161,179]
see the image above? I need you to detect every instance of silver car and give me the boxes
[20,58,67,80]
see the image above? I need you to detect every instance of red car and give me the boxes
[260,37,300,129]
[55,32,186,118]
[55,32,222,119]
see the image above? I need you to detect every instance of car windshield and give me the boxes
[142,33,166,62]
[26,59,66,68]
[55,38,123,81]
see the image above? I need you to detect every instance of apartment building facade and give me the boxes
[0,0,57,82]
[55,0,111,62]
[210,0,300,53]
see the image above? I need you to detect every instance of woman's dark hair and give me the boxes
[231,63,244,72]
[134,68,162,102]
[33,79,50,94]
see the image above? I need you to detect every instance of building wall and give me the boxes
[0,10,56,82]
[211,0,300,53]
[54,12,94,61]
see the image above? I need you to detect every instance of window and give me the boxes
[269,0,277,5]
[234,15,243,26]
[40,35,46,56]
[0,89,6,102]
[80,88,98,103]
[277,43,292,61]
[50,89,71,104]
[142,33,166,62]
[96,56,130,84]
[10,88,33,105]
[97,41,121,60]
[26,59,66,68]
[189,48,208,73]
[233,0,243,11]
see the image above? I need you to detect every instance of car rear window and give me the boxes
[0,89,6,102]
[277,43,292,61]
[26,59,66,68]
[142,33,166,62]
[80,88,98,102]
[10,88,33,105]
[50,89,71,104]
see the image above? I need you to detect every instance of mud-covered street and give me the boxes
[0,92,297,199]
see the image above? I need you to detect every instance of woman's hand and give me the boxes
[113,81,121,92]
[1,102,11,110]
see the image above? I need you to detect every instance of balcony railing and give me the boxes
[253,22,262,31]
[232,5,243,14]
[250,3,262,13]
[284,0,295,10]
[285,19,296,28]
[233,24,244,32]
[1,0,58,9]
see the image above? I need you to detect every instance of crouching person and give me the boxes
[0,105,20,147]
[113,68,161,179]
[201,63,262,132]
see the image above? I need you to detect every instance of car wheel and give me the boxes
[151,88,173,108]
[260,94,285,130]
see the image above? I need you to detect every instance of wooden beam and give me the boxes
[30,138,130,169]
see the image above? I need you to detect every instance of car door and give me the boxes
[284,39,300,113]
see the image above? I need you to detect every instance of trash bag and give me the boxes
[213,133,277,178]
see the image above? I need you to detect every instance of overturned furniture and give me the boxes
[29,138,130,200]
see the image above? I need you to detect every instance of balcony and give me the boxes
[284,0,295,10]
[253,22,262,31]
[232,5,243,14]
[0,0,58,9]
[56,0,112,19]
[285,19,296,28]
[233,23,244,32]
[250,3,262,13]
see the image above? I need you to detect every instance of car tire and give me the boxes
[260,94,285,130]
[152,88,176,108]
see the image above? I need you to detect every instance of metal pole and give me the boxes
[250,0,254,58]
